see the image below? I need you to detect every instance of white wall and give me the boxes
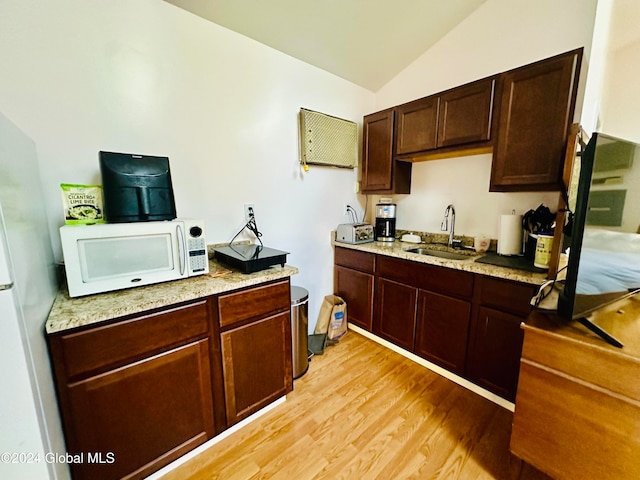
[598,0,640,141]
[593,0,640,235]
[369,0,599,239]
[0,0,374,332]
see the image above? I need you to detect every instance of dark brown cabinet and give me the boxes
[48,278,294,479]
[216,280,293,426]
[334,247,375,331]
[361,49,582,195]
[48,300,216,480]
[373,255,474,369]
[491,48,582,191]
[437,78,495,148]
[415,290,471,375]
[466,276,536,401]
[361,109,412,194]
[220,312,292,425]
[335,248,537,401]
[376,277,418,351]
[395,96,439,154]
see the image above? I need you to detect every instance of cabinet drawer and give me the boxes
[478,276,536,316]
[55,300,209,380]
[218,280,290,329]
[511,361,640,480]
[377,255,473,298]
[521,326,640,401]
[335,247,375,273]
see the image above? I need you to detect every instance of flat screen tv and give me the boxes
[558,132,640,347]
[99,151,176,223]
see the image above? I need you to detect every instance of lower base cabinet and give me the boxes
[65,339,214,480]
[48,278,293,480]
[415,290,471,375]
[466,276,536,401]
[334,248,535,401]
[335,265,374,331]
[221,312,293,425]
[334,247,375,331]
[215,279,293,426]
[48,300,215,480]
[375,277,418,351]
[466,306,524,400]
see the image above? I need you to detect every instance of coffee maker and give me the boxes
[375,203,396,242]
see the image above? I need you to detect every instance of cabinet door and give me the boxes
[491,49,582,191]
[362,110,411,194]
[437,78,495,148]
[335,265,374,331]
[467,306,524,401]
[362,109,394,191]
[415,290,471,374]
[374,278,417,351]
[396,96,439,154]
[221,312,293,425]
[65,339,215,480]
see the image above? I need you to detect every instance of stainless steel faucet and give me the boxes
[441,204,461,248]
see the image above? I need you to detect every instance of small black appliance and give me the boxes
[99,151,176,223]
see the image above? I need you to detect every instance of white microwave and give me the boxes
[60,219,208,298]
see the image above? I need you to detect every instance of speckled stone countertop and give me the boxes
[46,253,298,335]
[332,238,549,286]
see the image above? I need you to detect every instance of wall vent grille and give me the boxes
[299,108,357,169]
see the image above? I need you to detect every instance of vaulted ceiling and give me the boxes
[164,0,488,91]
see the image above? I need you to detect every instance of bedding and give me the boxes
[576,228,640,294]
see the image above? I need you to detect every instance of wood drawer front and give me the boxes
[334,246,375,273]
[511,361,640,480]
[377,255,473,298]
[218,280,290,329]
[57,300,209,380]
[521,327,640,401]
[479,276,535,316]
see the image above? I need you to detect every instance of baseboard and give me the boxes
[348,324,515,412]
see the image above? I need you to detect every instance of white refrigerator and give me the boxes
[0,112,67,479]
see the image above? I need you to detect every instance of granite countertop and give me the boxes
[46,255,298,335]
[332,238,548,286]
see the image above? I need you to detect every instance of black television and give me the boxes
[99,151,177,223]
[558,132,640,347]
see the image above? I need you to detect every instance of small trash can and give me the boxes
[290,286,309,379]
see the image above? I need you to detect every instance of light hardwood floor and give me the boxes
[161,331,551,480]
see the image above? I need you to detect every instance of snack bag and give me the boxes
[60,184,105,225]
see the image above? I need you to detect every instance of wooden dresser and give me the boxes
[510,294,640,480]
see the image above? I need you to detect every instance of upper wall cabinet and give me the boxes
[490,49,583,191]
[362,109,411,194]
[437,78,495,148]
[394,78,496,156]
[395,95,439,155]
[361,48,582,195]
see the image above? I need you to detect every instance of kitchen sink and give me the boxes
[406,247,471,261]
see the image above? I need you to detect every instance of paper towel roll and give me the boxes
[498,214,523,255]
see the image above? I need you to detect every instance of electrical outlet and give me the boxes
[244,203,255,221]
[343,203,350,216]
